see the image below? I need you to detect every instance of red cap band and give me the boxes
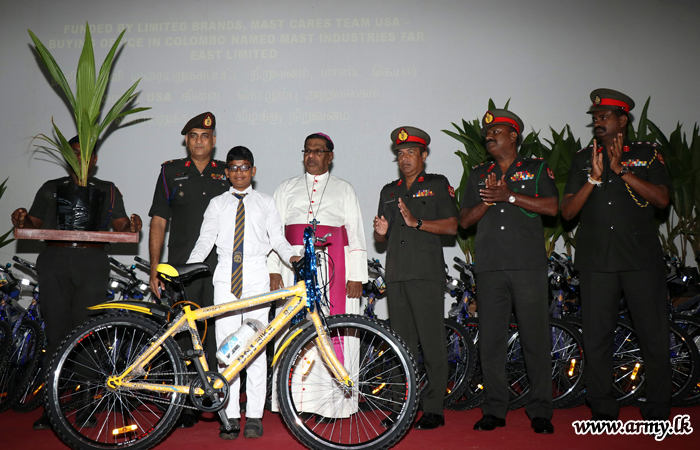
[491,117,520,135]
[597,98,630,112]
[397,135,427,146]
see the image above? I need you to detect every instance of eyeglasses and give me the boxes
[227,164,252,172]
[302,149,332,156]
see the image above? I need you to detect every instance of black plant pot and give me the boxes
[55,182,105,231]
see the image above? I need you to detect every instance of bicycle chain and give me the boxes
[113,371,220,411]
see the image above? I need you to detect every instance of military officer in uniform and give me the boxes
[148,111,229,426]
[562,89,671,421]
[374,126,458,430]
[460,110,558,434]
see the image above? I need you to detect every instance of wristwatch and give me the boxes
[508,195,516,203]
[617,166,629,177]
[415,219,423,230]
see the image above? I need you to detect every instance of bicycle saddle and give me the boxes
[156,262,210,283]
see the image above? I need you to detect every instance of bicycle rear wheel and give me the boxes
[277,314,417,450]
[45,313,186,450]
[0,319,43,412]
[9,319,45,412]
[673,314,700,406]
[445,317,484,411]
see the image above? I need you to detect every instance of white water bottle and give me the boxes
[216,318,264,365]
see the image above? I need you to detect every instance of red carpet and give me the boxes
[1,405,697,450]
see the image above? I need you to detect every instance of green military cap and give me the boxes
[480,109,524,137]
[181,111,216,135]
[390,126,431,150]
[587,88,635,114]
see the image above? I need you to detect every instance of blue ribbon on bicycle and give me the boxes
[291,227,322,326]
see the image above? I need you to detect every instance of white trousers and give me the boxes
[214,280,269,419]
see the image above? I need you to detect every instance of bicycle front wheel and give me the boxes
[277,314,418,450]
[45,313,186,450]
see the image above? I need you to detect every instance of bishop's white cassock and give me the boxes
[267,171,368,417]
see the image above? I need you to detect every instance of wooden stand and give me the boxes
[14,229,139,243]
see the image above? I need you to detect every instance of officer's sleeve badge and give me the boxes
[547,168,555,179]
[448,186,455,198]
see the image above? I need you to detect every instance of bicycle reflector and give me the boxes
[631,362,641,381]
[301,349,316,375]
[568,359,577,377]
[112,425,138,435]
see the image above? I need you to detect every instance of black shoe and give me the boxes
[220,418,240,440]
[531,417,554,434]
[413,412,445,430]
[474,414,506,431]
[380,412,398,428]
[315,414,335,424]
[244,417,263,438]
[75,411,98,428]
[33,412,51,430]
[176,410,199,428]
[591,413,617,421]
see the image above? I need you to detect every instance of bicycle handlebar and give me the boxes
[12,256,37,273]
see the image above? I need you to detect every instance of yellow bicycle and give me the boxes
[44,228,417,450]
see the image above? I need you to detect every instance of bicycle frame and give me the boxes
[100,280,352,397]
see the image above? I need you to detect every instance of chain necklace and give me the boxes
[305,172,331,230]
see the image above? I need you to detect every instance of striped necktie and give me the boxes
[231,192,247,297]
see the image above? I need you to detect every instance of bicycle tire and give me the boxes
[672,314,700,406]
[559,316,586,408]
[611,319,644,406]
[277,314,418,450]
[9,319,45,412]
[0,319,43,412]
[45,313,186,450]
[446,317,484,411]
[0,321,11,376]
[442,318,475,406]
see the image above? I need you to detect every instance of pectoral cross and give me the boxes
[310,218,320,231]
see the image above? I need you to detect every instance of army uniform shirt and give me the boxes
[462,156,558,273]
[564,141,670,272]
[29,177,127,230]
[148,157,229,262]
[377,171,458,282]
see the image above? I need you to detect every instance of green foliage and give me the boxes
[28,22,150,186]
[0,178,14,249]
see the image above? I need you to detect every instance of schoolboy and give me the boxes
[187,146,298,439]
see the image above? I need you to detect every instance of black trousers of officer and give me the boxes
[37,246,109,360]
[387,280,447,415]
[580,268,671,420]
[477,270,553,420]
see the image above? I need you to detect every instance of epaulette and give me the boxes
[529,156,545,160]
[472,161,489,170]
[161,157,186,166]
[577,144,594,153]
[630,141,658,147]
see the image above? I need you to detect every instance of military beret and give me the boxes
[587,89,635,114]
[181,111,216,135]
[480,109,524,137]
[391,126,431,150]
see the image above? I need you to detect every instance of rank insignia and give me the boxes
[487,163,495,173]
[204,113,214,128]
[211,161,218,167]
[398,128,409,142]
[516,161,522,167]
[623,145,630,152]
[510,171,534,182]
[547,167,555,179]
[211,174,226,180]
[397,179,403,186]
[448,186,455,198]
[417,176,424,182]
[185,160,191,167]
[484,111,494,124]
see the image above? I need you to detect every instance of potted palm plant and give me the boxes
[28,22,148,230]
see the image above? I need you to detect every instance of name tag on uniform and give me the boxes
[174,174,189,181]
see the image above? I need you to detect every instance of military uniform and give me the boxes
[148,156,228,361]
[378,169,458,414]
[565,140,671,419]
[462,155,558,420]
[29,176,127,358]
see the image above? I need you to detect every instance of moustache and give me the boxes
[594,126,606,133]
